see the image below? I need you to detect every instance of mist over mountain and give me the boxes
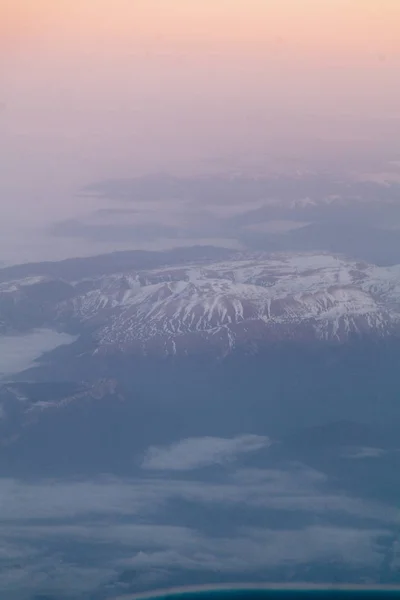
[3,0,400,594]
[2,171,400,600]
[1,241,400,598]
[44,174,400,265]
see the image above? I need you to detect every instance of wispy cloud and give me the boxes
[141,435,271,471]
[341,447,386,459]
[120,525,386,572]
[0,521,388,599]
[0,463,397,523]
[0,464,397,598]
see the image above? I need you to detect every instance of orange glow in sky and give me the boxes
[1,0,400,247]
[3,0,400,62]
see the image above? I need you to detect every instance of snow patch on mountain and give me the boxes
[2,252,400,357]
[53,253,400,356]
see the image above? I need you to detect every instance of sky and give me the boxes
[1,0,400,263]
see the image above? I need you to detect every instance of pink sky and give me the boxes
[1,0,400,260]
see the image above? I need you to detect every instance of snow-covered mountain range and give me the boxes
[2,251,400,357]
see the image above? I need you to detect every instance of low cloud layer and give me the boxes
[141,435,271,471]
[0,458,398,598]
[0,329,76,378]
[41,173,400,268]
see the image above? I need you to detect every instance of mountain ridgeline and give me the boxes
[1,247,400,479]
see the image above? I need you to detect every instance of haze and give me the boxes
[1,0,400,263]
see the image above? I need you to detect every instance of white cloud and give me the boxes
[118,526,386,572]
[0,468,396,598]
[0,465,396,524]
[0,522,387,598]
[0,329,77,377]
[341,447,386,459]
[141,435,271,471]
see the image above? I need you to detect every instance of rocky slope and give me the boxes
[2,252,400,357]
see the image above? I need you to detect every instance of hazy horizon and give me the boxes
[1,0,400,263]
[3,6,400,597]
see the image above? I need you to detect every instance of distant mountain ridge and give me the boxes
[2,250,400,357]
